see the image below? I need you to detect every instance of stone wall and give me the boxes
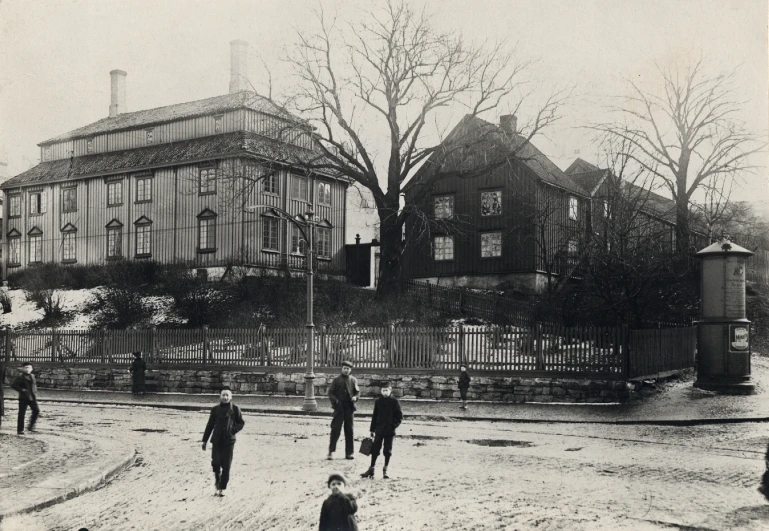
[2,365,632,403]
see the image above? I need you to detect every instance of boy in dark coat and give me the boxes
[202,386,245,496]
[129,352,147,395]
[319,473,358,531]
[327,361,360,460]
[458,363,471,409]
[11,362,39,435]
[361,381,402,479]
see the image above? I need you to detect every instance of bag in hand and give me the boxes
[359,437,373,456]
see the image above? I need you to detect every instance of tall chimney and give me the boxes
[229,40,250,93]
[500,114,517,137]
[109,70,127,118]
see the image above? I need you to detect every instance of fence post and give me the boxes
[622,324,631,379]
[150,326,157,364]
[5,327,11,364]
[99,328,106,364]
[388,323,395,368]
[320,325,327,368]
[51,328,58,362]
[202,326,209,365]
[535,322,544,370]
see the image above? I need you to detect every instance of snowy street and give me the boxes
[1,401,767,531]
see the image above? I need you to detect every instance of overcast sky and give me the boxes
[1,0,767,240]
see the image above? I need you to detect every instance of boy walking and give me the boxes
[361,381,402,479]
[319,473,359,531]
[202,386,245,496]
[458,363,471,409]
[328,361,360,460]
[11,362,39,435]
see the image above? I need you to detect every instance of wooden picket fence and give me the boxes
[0,325,697,380]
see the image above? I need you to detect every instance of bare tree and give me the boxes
[284,0,566,296]
[592,59,764,254]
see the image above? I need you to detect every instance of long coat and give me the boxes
[130,358,147,385]
[319,493,358,531]
[369,395,403,437]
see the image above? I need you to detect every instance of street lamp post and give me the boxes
[302,208,318,411]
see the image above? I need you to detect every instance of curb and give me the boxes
[0,445,137,521]
[29,397,769,427]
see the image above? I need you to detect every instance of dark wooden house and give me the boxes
[402,115,590,294]
[2,41,349,280]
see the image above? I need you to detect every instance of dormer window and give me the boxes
[146,128,154,145]
[44,148,51,161]
[214,115,223,132]
[87,138,94,153]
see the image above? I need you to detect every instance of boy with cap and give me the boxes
[361,381,402,479]
[327,361,359,460]
[319,473,359,531]
[458,363,471,409]
[11,362,39,435]
[202,386,245,496]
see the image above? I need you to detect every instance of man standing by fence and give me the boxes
[328,361,360,460]
[130,352,147,395]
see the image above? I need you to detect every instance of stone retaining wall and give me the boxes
[2,366,632,403]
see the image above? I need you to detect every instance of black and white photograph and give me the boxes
[0,0,768,529]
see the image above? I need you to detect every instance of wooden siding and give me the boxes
[4,157,347,275]
[533,182,588,275]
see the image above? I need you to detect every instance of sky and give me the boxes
[1,0,767,240]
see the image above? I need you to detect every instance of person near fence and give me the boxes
[361,381,402,480]
[328,361,360,460]
[319,473,359,531]
[202,386,245,497]
[458,363,471,409]
[129,351,147,395]
[11,362,39,435]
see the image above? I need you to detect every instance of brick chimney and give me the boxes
[229,40,250,93]
[500,114,517,137]
[109,70,127,118]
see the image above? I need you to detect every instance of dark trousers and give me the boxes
[329,403,355,455]
[132,374,145,394]
[211,443,235,490]
[18,397,40,433]
[371,433,394,457]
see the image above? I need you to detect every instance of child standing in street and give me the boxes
[11,362,39,435]
[458,363,471,409]
[319,473,358,531]
[361,381,402,480]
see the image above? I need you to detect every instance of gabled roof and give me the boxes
[40,91,302,145]
[405,115,587,196]
[2,131,335,189]
[564,158,600,175]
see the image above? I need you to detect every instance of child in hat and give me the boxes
[458,363,471,409]
[319,473,359,531]
[361,381,402,479]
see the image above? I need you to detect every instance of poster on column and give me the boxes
[728,324,750,353]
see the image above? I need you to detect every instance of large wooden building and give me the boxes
[2,41,349,280]
[402,115,590,294]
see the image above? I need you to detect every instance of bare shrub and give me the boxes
[95,287,147,328]
[0,291,13,313]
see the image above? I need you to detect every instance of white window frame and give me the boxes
[480,190,502,217]
[199,167,217,195]
[317,182,332,206]
[481,232,502,258]
[568,196,579,221]
[62,187,77,213]
[29,234,43,263]
[135,223,152,256]
[107,181,123,206]
[291,176,308,202]
[29,191,46,215]
[107,227,123,258]
[62,230,76,262]
[291,224,307,255]
[262,217,280,251]
[316,227,332,258]
[198,216,216,251]
[136,177,152,203]
[8,237,21,265]
[433,195,454,219]
[9,195,21,217]
[433,235,455,261]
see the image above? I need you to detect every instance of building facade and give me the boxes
[2,41,348,280]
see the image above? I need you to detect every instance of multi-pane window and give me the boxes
[214,115,223,132]
[317,182,332,206]
[316,228,331,258]
[107,181,123,206]
[87,139,94,153]
[434,196,454,219]
[44,148,51,161]
[198,217,216,251]
[8,238,20,265]
[481,232,502,258]
[263,172,278,195]
[9,195,21,217]
[568,196,579,221]
[29,233,43,263]
[199,167,217,194]
[567,238,579,267]
[433,235,454,261]
[29,192,46,215]
[146,129,154,144]
[136,177,152,202]
[291,176,308,201]
[62,231,76,262]
[62,187,77,213]
[135,223,152,256]
[481,191,502,216]
[107,227,122,258]
[262,217,279,250]
[291,225,306,255]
